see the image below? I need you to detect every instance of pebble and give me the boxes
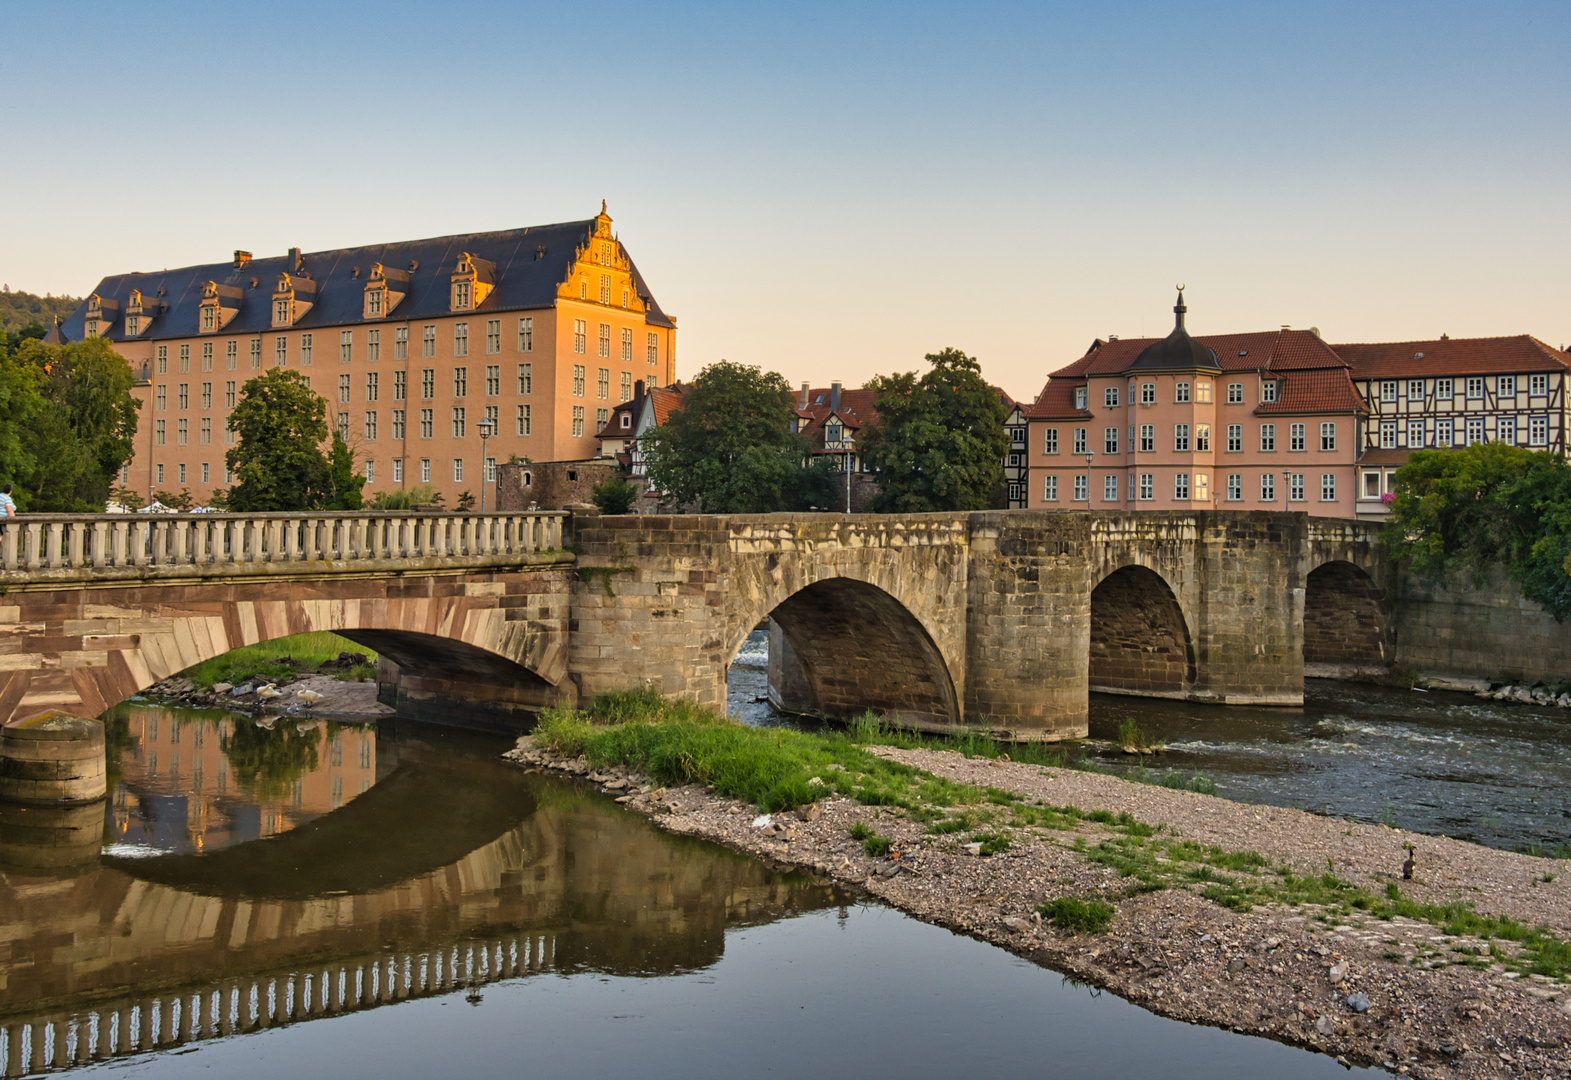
[1346,992,1370,1013]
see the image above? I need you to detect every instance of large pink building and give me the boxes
[1026,293,1366,515]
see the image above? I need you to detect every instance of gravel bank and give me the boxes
[505,739,1571,1079]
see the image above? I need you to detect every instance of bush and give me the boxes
[591,475,639,515]
[367,483,442,511]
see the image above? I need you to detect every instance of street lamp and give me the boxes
[477,418,495,512]
[1283,467,1292,507]
[844,434,856,514]
[1085,451,1094,505]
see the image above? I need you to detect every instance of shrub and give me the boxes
[591,475,640,515]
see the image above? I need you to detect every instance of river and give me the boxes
[0,702,1370,1079]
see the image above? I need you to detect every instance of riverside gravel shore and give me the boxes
[505,737,1571,1080]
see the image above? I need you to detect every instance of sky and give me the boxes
[3,0,1568,399]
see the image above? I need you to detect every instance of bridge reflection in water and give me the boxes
[0,713,845,1077]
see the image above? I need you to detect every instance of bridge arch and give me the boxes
[1088,564,1197,696]
[729,575,960,730]
[1303,559,1390,669]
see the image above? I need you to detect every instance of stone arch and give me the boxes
[1303,560,1390,668]
[737,577,960,730]
[1088,565,1196,695]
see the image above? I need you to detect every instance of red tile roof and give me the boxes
[1333,336,1570,379]
[795,387,880,446]
[1022,378,1093,420]
[1256,368,1367,415]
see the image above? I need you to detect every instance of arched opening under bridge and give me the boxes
[1303,561,1389,670]
[1089,565,1196,697]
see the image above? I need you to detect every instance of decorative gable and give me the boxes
[271,272,318,327]
[198,281,244,333]
[449,252,495,312]
[84,293,120,338]
[123,289,158,337]
[557,202,647,312]
[364,262,409,319]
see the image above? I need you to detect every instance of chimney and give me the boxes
[634,379,645,402]
[289,247,303,271]
[233,250,252,269]
[800,382,810,408]
[830,381,842,412]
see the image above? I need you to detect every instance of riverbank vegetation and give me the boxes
[177,632,377,688]
[533,690,1571,978]
[1385,443,1571,620]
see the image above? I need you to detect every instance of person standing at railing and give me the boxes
[0,484,14,535]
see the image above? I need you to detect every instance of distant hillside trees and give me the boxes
[0,287,80,336]
[0,335,141,511]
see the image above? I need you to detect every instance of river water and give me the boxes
[0,702,1370,1079]
[728,630,1571,854]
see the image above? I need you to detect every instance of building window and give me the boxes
[179,345,190,372]
[201,462,209,483]
[360,329,376,363]
[573,320,587,354]
[1073,474,1088,501]
[1530,416,1548,445]
[1128,472,1137,500]
[338,375,351,403]
[453,458,464,483]
[597,368,610,400]
[1102,426,1119,455]
[1043,475,1058,501]
[1226,423,1242,452]
[518,363,532,394]
[1226,383,1242,404]
[1380,381,1397,403]
[596,407,609,429]
[273,337,286,367]
[1498,417,1517,445]
[621,327,633,363]
[393,458,403,483]
[1319,422,1336,451]
[1498,375,1516,398]
[156,386,166,410]
[485,365,500,395]
[422,326,436,358]
[421,369,435,399]
[1043,428,1058,454]
[1363,471,1382,499]
[178,463,186,483]
[365,460,375,484]
[1289,473,1305,502]
[200,417,211,444]
[1226,473,1242,501]
[1437,418,1453,446]
[519,318,533,352]
[1104,387,1119,408]
[451,407,466,438]
[453,368,467,397]
[1139,473,1154,500]
[1260,473,1275,502]
[1195,382,1212,404]
[201,305,214,332]
[201,382,212,408]
[621,370,633,400]
[572,405,585,437]
[517,404,531,436]
[646,333,658,364]
[573,365,586,396]
[486,319,501,354]
[1173,424,1189,452]
[340,330,353,363]
[395,327,408,360]
[155,420,165,445]
[420,458,431,483]
[1195,424,1210,452]
[1261,381,1278,403]
[1286,423,1303,451]
[598,323,611,359]
[1530,374,1548,396]
[1380,421,1397,448]
[157,345,168,374]
[1174,473,1190,500]
[337,412,350,439]
[1101,474,1117,501]
[392,410,405,439]
[1407,379,1424,401]
[1195,473,1210,500]
[1072,427,1087,455]
[1320,473,1337,502]
[155,463,164,484]
[202,342,213,371]
[224,341,236,370]
[294,334,308,366]
[225,381,236,408]
[394,371,406,400]
[365,412,378,440]
[1407,419,1425,447]
[420,409,433,438]
[366,372,379,401]
[454,323,468,357]
[178,383,189,409]
[1074,387,1088,410]
[1175,381,1190,404]
[1466,377,1484,399]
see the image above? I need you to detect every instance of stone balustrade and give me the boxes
[0,511,568,583]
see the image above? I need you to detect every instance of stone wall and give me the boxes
[1393,567,1571,684]
[496,460,624,511]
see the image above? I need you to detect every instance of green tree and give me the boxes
[224,368,338,511]
[152,488,195,511]
[1384,443,1571,620]
[591,474,639,514]
[858,347,1008,513]
[642,360,824,513]
[326,433,365,510]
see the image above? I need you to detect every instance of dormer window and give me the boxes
[363,263,407,319]
[122,289,155,338]
[274,297,291,324]
[367,288,383,316]
[620,413,631,429]
[199,280,243,333]
[201,306,215,331]
[825,420,842,447]
[449,252,494,312]
[271,272,315,328]
[1074,387,1088,410]
[84,293,119,338]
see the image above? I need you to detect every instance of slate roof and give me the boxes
[59,217,674,342]
[1333,336,1571,379]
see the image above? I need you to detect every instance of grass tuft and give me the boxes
[1038,897,1114,934]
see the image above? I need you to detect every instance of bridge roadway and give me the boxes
[0,509,1388,739]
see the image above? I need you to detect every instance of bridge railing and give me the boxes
[0,511,567,574]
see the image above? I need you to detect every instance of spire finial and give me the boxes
[1174,285,1187,331]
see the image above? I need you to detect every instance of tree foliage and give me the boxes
[591,474,639,514]
[0,287,79,335]
[858,347,1008,513]
[0,336,140,511]
[1383,443,1571,621]
[224,368,357,511]
[326,433,365,510]
[643,361,832,513]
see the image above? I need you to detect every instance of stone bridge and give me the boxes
[0,509,1387,739]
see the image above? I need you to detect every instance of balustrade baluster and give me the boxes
[67,521,85,567]
[171,520,189,565]
[1,522,17,572]
[23,523,42,570]
[45,522,64,569]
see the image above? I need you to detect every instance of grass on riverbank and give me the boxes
[178,632,377,689]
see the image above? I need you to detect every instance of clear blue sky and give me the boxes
[3,1,1567,398]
